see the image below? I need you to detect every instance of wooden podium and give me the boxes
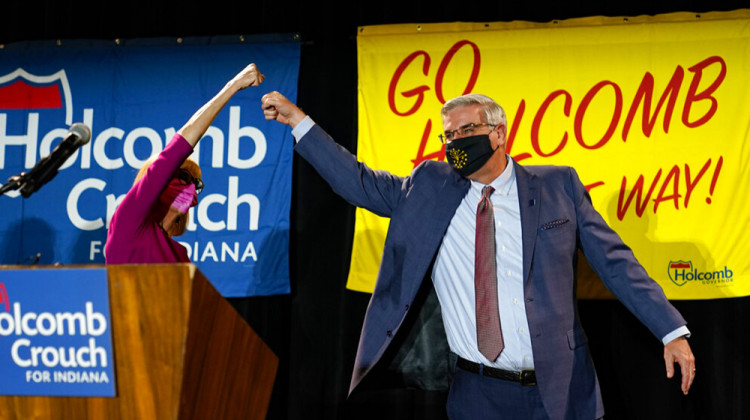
[0,264,278,420]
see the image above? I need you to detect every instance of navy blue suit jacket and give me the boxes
[295,123,686,420]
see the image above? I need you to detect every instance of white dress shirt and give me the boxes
[432,158,535,370]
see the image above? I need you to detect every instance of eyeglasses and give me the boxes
[438,123,496,144]
[175,169,204,194]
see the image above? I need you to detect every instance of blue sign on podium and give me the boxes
[0,268,116,397]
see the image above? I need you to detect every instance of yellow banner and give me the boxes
[352,11,750,299]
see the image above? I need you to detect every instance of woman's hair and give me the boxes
[134,157,201,236]
[134,157,202,186]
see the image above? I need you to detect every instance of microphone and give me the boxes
[17,123,92,198]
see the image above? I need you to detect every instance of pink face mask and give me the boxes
[159,181,198,213]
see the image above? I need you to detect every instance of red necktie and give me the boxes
[475,185,504,361]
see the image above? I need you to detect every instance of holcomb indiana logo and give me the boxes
[668,260,734,286]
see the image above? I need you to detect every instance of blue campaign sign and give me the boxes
[0,268,116,397]
[0,35,299,297]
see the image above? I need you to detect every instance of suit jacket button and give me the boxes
[386,330,392,337]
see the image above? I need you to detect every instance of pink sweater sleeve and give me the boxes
[109,133,193,239]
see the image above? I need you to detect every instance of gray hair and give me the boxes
[440,94,507,127]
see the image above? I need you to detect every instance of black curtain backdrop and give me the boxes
[3,1,749,419]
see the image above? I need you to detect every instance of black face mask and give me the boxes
[445,134,497,177]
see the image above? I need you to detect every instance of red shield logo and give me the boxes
[0,68,73,126]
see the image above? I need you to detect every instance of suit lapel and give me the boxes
[514,162,540,284]
[432,169,470,238]
[407,167,468,296]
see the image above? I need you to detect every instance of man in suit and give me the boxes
[261,91,695,420]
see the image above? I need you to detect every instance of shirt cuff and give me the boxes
[662,326,691,345]
[291,115,315,143]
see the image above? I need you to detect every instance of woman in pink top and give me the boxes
[105,63,265,264]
